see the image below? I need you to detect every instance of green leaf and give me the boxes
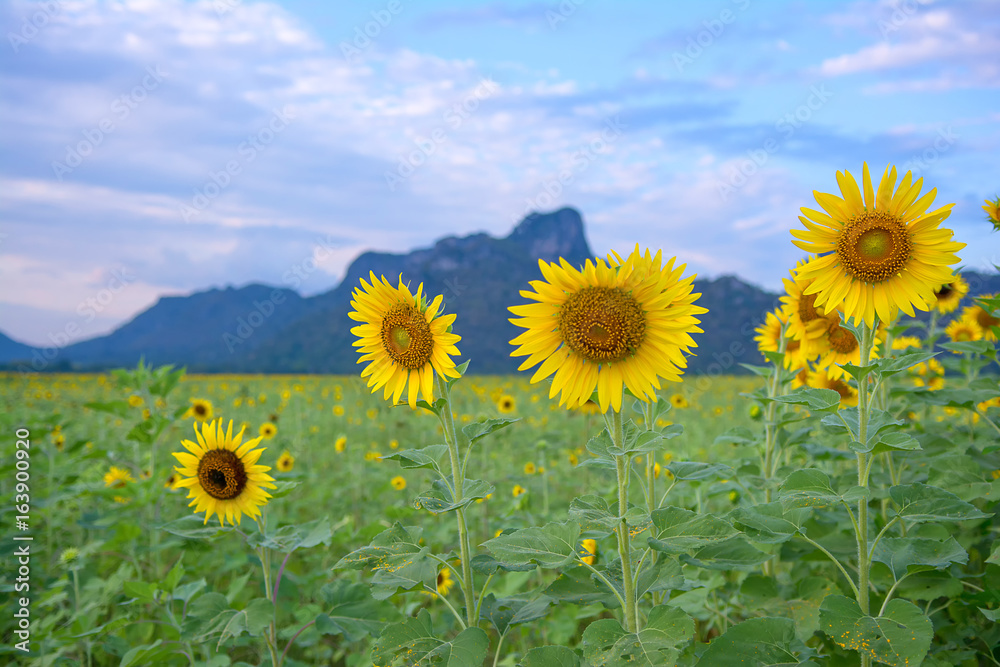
[873,351,939,378]
[569,495,619,531]
[582,605,693,667]
[371,610,489,667]
[714,426,758,446]
[381,445,448,471]
[333,523,435,600]
[187,592,229,621]
[314,580,391,642]
[543,566,621,608]
[635,557,684,597]
[414,397,447,416]
[871,537,968,580]
[171,579,205,603]
[519,646,581,667]
[413,478,494,514]
[483,521,580,569]
[665,461,735,481]
[159,515,233,540]
[695,617,798,666]
[647,506,737,554]
[728,503,805,544]
[119,640,175,667]
[217,598,273,646]
[161,558,184,593]
[123,580,157,603]
[772,387,842,412]
[268,480,299,499]
[939,340,993,355]
[479,594,550,635]
[84,400,130,418]
[247,517,333,553]
[681,536,772,570]
[854,431,921,456]
[462,417,518,444]
[819,595,932,667]
[890,483,991,523]
[778,469,869,511]
[469,553,536,575]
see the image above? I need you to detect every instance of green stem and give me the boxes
[577,556,627,611]
[855,319,877,667]
[611,409,639,633]
[258,544,281,667]
[436,373,477,628]
[798,533,860,599]
[644,400,657,516]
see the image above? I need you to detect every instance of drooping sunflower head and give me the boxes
[960,295,999,342]
[171,419,276,526]
[509,246,706,413]
[930,273,969,314]
[497,394,516,414]
[186,398,214,422]
[792,163,965,327]
[349,273,462,408]
[276,451,295,472]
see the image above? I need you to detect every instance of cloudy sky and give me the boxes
[1,0,998,346]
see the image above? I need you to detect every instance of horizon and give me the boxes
[2,0,999,347]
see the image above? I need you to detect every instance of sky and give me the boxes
[1,0,998,347]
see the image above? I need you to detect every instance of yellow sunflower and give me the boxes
[349,273,462,408]
[891,336,922,351]
[792,163,965,327]
[103,466,133,489]
[960,296,999,342]
[510,247,706,413]
[127,395,144,408]
[512,484,526,498]
[580,538,597,565]
[334,436,347,453]
[171,419,276,526]
[807,368,858,407]
[754,306,812,370]
[945,317,983,347]
[523,462,536,475]
[259,423,277,439]
[276,451,295,472]
[984,197,1000,231]
[185,398,214,422]
[781,257,833,344]
[670,394,689,409]
[929,273,968,314]
[391,475,406,490]
[436,567,454,596]
[815,312,882,377]
[497,394,516,414]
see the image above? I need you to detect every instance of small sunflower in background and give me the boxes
[390,475,406,491]
[436,568,454,596]
[814,311,882,377]
[792,163,965,327]
[983,196,1000,231]
[497,394,516,414]
[781,258,833,344]
[334,436,347,453]
[127,394,144,408]
[523,462,536,475]
[348,272,462,409]
[185,398,214,422]
[891,336,922,351]
[512,484,526,498]
[960,296,999,342]
[171,419,276,526]
[670,394,689,409]
[930,273,968,314]
[164,473,181,491]
[945,317,983,347]
[53,432,66,451]
[104,466,133,489]
[580,538,597,565]
[276,451,295,472]
[259,422,277,439]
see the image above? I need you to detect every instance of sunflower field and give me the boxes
[2,166,999,666]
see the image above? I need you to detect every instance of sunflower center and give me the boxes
[194,404,207,416]
[935,284,954,300]
[558,287,646,363]
[829,379,853,400]
[827,320,858,355]
[380,302,434,370]
[798,291,821,323]
[976,309,999,330]
[197,449,248,500]
[836,210,912,283]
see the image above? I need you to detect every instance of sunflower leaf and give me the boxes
[872,351,938,378]
[246,517,332,553]
[83,400,131,418]
[414,397,447,416]
[413,477,494,513]
[694,617,803,667]
[372,609,489,667]
[771,387,842,413]
[380,445,448,472]
[871,537,968,581]
[483,521,580,569]
[889,483,991,523]
[648,506,737,554]
[581,605,693,667]
[462,417,518,445]
[819,595,932,667]
[314,580,394,642]
[518,646,582,667]
[159,515,233,540]
[939,340,993,355]
[681,536,772,570]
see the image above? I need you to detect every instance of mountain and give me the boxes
[4,207,999,375]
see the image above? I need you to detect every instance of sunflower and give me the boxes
[807,368,858,407]
[509,246,706,413]
[580,538,597,565]
[792,163,965,327]
[104,466,133,489]
[815,312,882,377]
[929,273,968,314]
[960,296,999,342]
[349,273,462,409]
[185,398,214,422]
[754,306,811,370]
[53,433,66,451]
[436,567,454,596]
[276,451,295,472]
[259,423,277,439]
[512,484,526,498]
[984,197,1000,231]
[891,336,922,351]
[127,395,144,408]
[391,475,406,490]
[334,436,347,453]
[523,462,536,475]
[164,473,181,491]
[497,394,516,414]
[781,257,833,344]
[171,419,276,526]
[670,394,689,409]
[945,317,983,347]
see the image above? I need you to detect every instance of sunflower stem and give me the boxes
[611,408,640,634]
[643,399,657,517]
[435,372,477,628]
[854,319,878,667]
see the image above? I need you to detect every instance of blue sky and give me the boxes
[1,0,998,346]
